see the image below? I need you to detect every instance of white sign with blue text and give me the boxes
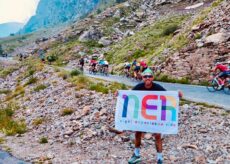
[115,90,179,134]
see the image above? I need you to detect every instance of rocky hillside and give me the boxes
[160,0,230,83]
[1,0,228,84]
[0,62,229,163]
[21,0,103,33]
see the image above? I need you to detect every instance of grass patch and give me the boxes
[180,99,192,106]
[61,108,74,116]
[221,111,230,116]
[34,84,47,92]
[106,15,189,64]
[195,102,219,108]
[155,74,190,84]
[39,137,48,144]
[108,82,128,93]
[5,85,25,101]
[69,75,93,90]
[161,24,179,36]
[0,137,5,144]
[24,77,38,86]
[0,90,11,95]
[0,66,19,78]
[0,104,26,135]
[70,69,82,77]
[82,40,104,48]
[89,82,109,94]
[58,70,69,80]
[32,118,45,126]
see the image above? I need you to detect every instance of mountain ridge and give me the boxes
[0,22,24,38]
[20,0,101,33]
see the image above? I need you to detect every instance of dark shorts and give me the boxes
[125,66,130,70]
[219,71,230,78]
[134,66,140,72]
[104,64,109,68]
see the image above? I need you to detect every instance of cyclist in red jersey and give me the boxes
[140,59,148,72]
[213,62,230,89]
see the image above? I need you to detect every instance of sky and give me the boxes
[0,0,40,24]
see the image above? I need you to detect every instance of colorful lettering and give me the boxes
[160,96,177,121]
[141,95,158,120]
[122,94,139,119]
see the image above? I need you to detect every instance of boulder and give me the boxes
[205,32,230,45]
[98,37,112,46]
[82,106,91,116]
[79,27,103,41]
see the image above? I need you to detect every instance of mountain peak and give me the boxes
[20,0,100,33]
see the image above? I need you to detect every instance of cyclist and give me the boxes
[133,63,141,80]
[132,59,137,67]
[90,56,98,73]
[213,62,230,89]
[79,57,84,71]
[19,53,23,61]
[98,58,105,73]
[140,59,148,72]
[103,60,109,75]
[124,62,131,77]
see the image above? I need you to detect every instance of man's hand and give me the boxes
[114,90,119,97]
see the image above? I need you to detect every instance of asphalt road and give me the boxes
[84,72,230,110]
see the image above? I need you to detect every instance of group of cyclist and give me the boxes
[79,55,109,75]
[124,59,149,80]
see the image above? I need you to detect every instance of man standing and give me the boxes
[128,68,183,164]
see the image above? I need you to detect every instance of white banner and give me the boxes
[115,90,179,134]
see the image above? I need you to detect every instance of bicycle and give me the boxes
[102,66,109,76]
[89,65,97,75]
[223,78,230,95]
[206,73,230,94]
[123,68,130,78]
[206,73,222,92]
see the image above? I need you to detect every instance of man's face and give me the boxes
[142,75,154,86]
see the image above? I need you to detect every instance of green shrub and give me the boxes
[155,74,190,84]
[179,77,190,84]
[47,55,58,63]
[32,118,44,126]
[61,108,74,116]
[34,84,47,92]
[28,69,35,76]
[0,105,26,136]
[0,67,18,78]
[70,69,81,77]
[0,137,5,144]
[82,40,103,48]
[39,137,48,144]
[5,85,25,101]
[89,83,109,94]
[24,77,38,86]
[70,75,92,90]
[212,0,223,7]
[162,24,179,36]
[195,33,202,39]
[58,71,69,80]
[132,50,146,59]
[108,82,128,93]
[0,90,11,95]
